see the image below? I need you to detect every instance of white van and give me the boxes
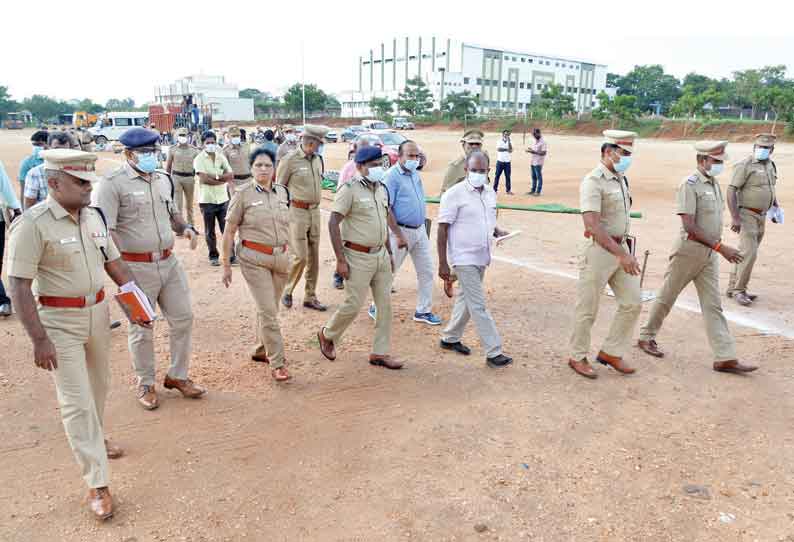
[360,119,389,130]
[88,112,149,144]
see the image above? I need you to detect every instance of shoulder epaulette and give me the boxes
[26,202,49,220]
[686,174,698,185]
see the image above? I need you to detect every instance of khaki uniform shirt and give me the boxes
[580,163,632,238]
[332,175,389,248]
[276,141,298,163]
[7,197,120,298]
[170,144,199,175]
[729,156,777,212]
[675,170,724,249]
[222,143,252,178]
[276,147,323,204]
[94,163,177,254]
[226,182,290,246]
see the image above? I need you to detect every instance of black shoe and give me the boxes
[230,256,238,266]
[440,340,471,355]
[210,258,220,267]
[282,294,293,308]
[333,273,344,290]
[0,303,11,317]
[486,354,513,368]
[109,320,122,330]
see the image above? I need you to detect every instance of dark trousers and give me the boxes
[531,165,544,194]
[199,202,228,260]
[494,161,512,192]
[0,222,8,305]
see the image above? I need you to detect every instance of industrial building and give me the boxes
[153,74,254,122]
[341,37,609,118]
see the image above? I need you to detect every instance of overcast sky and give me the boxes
[3,0,792,104]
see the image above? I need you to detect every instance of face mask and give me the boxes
[317,144,325,156]
[755,147,770,161]
[177,136,188,144]
[366,166,385,182]
[403,159,419,172]
[707,163,724,177]
[33,145,43,154]
[286,134,297,143]
[231,137,241,145]
[467,172,487,188]
[135,152,158,173]
[614,155,632,173]
[205,143,216,153]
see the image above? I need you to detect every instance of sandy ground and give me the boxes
[1,127,794,541]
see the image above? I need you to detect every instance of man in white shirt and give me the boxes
[494,130,513,194]
[437,151,513,368]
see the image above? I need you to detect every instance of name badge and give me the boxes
[298,167,309,172]
[59,237,78,245]
[132,191,146,196]
[250,200,265,206]
[91,231,108,239]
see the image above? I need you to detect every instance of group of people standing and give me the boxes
[0,122,781,521]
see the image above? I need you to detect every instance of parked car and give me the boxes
[360,119,389,130]
[393,117,415,130]
[88,112,149,144]
[348,131,427,170]
[325,129,338,143]
[340,125,366,142]
[373,130,427,170]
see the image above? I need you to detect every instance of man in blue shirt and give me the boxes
[369,140,441,325]
[18,131,49,201]
[0,159,23,316]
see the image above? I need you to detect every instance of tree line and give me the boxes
[0,87,146,124]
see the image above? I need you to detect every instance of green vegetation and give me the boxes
[396,77,434,117]
[368,96,394,121]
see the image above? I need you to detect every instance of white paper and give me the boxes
[494,230,521,245]
[767,205,784,224]
[120,282,157,320]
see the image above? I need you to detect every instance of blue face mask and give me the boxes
[317,144,325,157]
[403,159,419,172]
[614,155,632,173]
[755,147,770,161]
[135,152,158,173]
[33,145,43,155]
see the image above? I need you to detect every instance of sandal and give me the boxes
[272,367,291,381]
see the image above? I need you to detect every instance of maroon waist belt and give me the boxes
[344,241,382,254]
[242,240,288,255]
[39,288,105,308]
[121,248,173,263]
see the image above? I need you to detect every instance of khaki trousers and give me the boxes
[442,265,502,358]
[640,242,736,361]
[284,206,321,301]
[43,301,111,488]
[324,247,392,355]
[727,208,765,295]
[172,174,196,225]
[238,243,289,368]
[570,239,642,361]
[127,257,194,386]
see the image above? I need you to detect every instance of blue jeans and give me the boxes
[531,165,543,194]
[494,161,511,192]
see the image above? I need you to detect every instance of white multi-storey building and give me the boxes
[340,37,609,118]
[153,74,254,122]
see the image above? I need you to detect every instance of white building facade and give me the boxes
[154,74,254,122]
[341,37,608,118]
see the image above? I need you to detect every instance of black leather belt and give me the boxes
[234,174,252,180]
[397,223,421,229]
[172,170,194,176]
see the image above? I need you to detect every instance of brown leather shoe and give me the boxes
[734,292,753,306]
[637,339,664,358]
[713,360,758,374]
[303,299,328,311]
[137,384,159,410]
[596,351,636,374]
[163,375,207,398]
[272,366,291,381]
[318,328,336,361]
[568,358,597,379]
[369,354,404,370]
[251,349,270,363]
[87,487,113,520]
[105,439,123,460]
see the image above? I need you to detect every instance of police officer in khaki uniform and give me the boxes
[223,125,253,189]
[94,127,206,410]
[317,146,402,370]
[221,147,292,382]
[277,124,329,311]
[276,124,299,163]
[8,149,148,520]
[568,130,642,379]
[726,133,779,306]
[637,141,758,374]
[440,129,486,195]
[165,127,200,227]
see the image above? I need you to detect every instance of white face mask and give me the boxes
[366,166,385,182]
[467,172,487,188]
[205,143,216,153]
[177,136,188,144]
[707,163,724,177]
[231,137,241,145]
[286,134,297,143]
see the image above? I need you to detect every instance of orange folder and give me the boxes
[114,291,156,323]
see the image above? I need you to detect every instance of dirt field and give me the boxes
[1,127,793,542]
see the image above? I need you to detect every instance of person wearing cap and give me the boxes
[0,159,23,317]
[637,142,757,374]
[277,124,329,311]
[317,145,402,369]
[94,127,206,410]
[194,130,235,266]
[568,130,642,380]
[23,132,73,209]
[223,126,253,189]
[725,133,780,306]
[7,149,148,519]
[221,146,292,381]
[276,124,299,163]
[77,126,94,152]
[18,130,49,202]
[165,127,200,228]
[440,129,486,195]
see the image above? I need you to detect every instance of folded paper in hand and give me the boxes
[494,230,521,245]
[767,205,784,224]
[114,282,157,323]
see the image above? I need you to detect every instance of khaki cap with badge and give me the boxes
[755,133,777,146]
[303,124,329,141]
[176,127,188,136]
[460,129,484,143]
[694,140,729,161]
[228,126,241,137]
[40,148,100,183]
[602,129,638,152]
